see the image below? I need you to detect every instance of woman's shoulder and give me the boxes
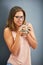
[4,27,11,33]
[4,27,13,37]
[4,27,16,37]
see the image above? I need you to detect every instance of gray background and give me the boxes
[0,0,43,65]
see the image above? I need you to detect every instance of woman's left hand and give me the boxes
[25,23,37,49]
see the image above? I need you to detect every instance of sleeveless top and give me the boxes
[7,31,31,65]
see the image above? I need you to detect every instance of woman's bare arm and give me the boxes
[26,23,37,49]
[4,27,20,56]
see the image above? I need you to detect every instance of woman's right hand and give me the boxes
[17,29,23,36]
[17,24,28,36]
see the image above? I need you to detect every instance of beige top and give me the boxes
[7,31,31,65]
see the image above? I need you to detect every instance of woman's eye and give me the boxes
[15,16,19,18]
[15,16,24,19]
[20,16,23,18]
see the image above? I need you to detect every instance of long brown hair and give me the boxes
[6,6,26,31]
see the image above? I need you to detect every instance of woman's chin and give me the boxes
[18,23,22,27]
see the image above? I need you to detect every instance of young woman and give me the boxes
[4,6,37,65]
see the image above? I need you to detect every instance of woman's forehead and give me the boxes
[15,11,23,16]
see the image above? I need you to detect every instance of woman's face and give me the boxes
[14,11,24,27]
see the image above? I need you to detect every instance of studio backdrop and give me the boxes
[0,0,43,65]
